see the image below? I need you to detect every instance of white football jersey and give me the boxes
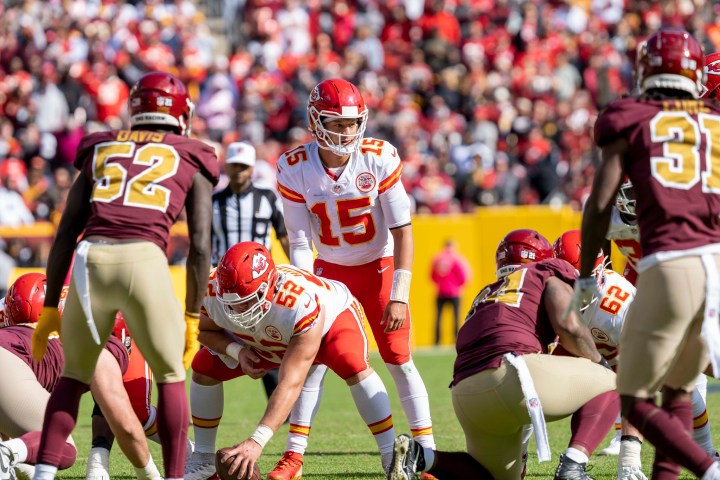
[581,269,636,367]
[606,207,641,277]
[276,139,412,266]
[202,264,355,364]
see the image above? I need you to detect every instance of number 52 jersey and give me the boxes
[276,139,412,266]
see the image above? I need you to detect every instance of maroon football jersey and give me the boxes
[0,326,63,391]
[74,130,219,252]
[453,258,577,386]
[595,97,720,257]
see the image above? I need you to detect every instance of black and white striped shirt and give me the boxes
[211,185,288,265]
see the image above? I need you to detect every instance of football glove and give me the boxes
[32,307,62,361]
[183,312,200,370]
[563,276,599,320]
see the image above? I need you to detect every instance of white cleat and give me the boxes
[599,434,621,456]
[86,447,110,480]
[0,444,16,480]
[618,465,648,480]
[184,452,216,480]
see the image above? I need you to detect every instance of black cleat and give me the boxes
[388,434,426,480]
[554,454,594,480]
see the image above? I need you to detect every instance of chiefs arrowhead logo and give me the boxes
[707,59,720,75]
[252,253,269,280]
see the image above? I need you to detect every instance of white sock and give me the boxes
[619,438,642,467]
[386,360,435,449]
[422,446,435,472]
[134,455,162,480]
[32,463,58,480]
[4,438,28,463]
[565,448,588,465]
[143,406,160,444]
[692,382,716,455]
[349,372,395,457]
[702,462,720,480]
[286,364,327,454]
[190,381,224,454]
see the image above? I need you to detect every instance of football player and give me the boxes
[0,273,161,480]
[571,29,720,479]
[605,179,641,285]
[389,229,618,480]
[30,72,219,480]
[273,78,434,480]
[185,242,396,479]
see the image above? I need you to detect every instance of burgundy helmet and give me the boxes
[129,72,194,136]
[495,229,553,279]
[636,29,704,98]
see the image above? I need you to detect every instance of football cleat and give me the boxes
[618,465,648,480]
[419,473,437,480]
[85,447,110,480]
[388,434,426,480]
[0,444,16,480]
[553,454,594,480]
[184,451,216,480]
[267,451,303,480]
[599,434,621,456]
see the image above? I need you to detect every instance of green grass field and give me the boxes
[58,349,715,479]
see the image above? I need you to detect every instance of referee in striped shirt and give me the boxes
[211,141,290,400]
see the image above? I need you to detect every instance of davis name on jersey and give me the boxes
[581,269,636,366]
[276,139,411,266]
[203,264,354,364]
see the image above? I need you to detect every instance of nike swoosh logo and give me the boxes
[377,266,390,274]
[304,299,312,308]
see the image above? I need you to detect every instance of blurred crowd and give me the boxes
[0,0,718,270]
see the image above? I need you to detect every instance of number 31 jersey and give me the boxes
[276,139,412,266]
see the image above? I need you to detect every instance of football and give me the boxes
[215,448,262,480]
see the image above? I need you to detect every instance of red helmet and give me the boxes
[615,178,636,220]
[552,230,605,272]
[216,242,278,328]
[4,273,47,326]
[703,52,720,99]
[495,229,553,279]
[129,72,194,136]
[636,29,704,98]
[307,78,368,156]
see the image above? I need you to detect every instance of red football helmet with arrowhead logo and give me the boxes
[216,242,278,328]
[307,78,368,156]
[703,52,720,99]
[4,273,46,326]
[636,29,705,98]
[495,229,553,279]
[129,71,194,136]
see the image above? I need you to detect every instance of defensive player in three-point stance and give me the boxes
[272,78,434,480]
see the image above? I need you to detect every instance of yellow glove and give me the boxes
[183,312,201,370]
[32,307,62,362]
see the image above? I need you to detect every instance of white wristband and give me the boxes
[390,269,412,304]
[226,342,243,361]
[250,424,274,448]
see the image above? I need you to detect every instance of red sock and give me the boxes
[157,381,189,478]
[570,390,620,453]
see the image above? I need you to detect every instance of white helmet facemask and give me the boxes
[310,109,368,156]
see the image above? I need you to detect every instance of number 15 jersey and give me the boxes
[276,139,412,266]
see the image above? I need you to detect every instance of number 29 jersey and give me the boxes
[202,264,356,364]
[276,139,412,266]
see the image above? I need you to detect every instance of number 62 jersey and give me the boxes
[276,139,412,266]
[580,269,636,368]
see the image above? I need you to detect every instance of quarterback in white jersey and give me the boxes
[270,78,434,480]
[185,242,397,480]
